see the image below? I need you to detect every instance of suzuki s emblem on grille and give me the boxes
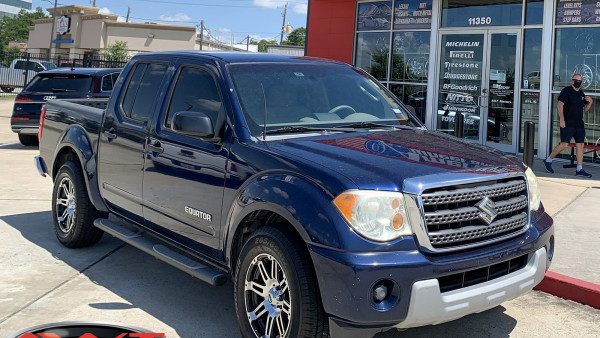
[475,197,498,225]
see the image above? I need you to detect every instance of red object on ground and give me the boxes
[306,0,356,63]
[534,271,600,310]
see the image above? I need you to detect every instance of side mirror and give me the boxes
[172,111,215,139]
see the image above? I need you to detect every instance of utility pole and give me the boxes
[279,2,288,45]
[126,7,131,23]
[48,0,58,57]
[246,35,250,51]
[199,20,204,51]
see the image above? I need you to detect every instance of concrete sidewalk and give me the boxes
[531,160,600,284]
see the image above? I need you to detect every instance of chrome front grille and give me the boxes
[420,177,529,251]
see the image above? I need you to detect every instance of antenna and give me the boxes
[260,83,268,141]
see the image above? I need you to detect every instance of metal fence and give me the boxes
[0,51,130,97]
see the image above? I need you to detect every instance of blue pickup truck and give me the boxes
[36,52,554,338]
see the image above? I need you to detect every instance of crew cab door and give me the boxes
[97,61,170,224]
[142,60,228,254]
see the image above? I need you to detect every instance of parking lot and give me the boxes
[1,98,599,337]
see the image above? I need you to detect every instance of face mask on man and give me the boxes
[573,80,583,88]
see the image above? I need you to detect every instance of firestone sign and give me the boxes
[56,16,71,35]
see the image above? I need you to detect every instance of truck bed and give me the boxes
[39,99,108,177]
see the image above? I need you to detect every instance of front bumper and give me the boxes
[395,247,546,329]
[309,212,554,331]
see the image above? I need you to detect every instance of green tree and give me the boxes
[283,27,306,47]
[103,41,129,62]
[0,8,48,54]
[251,39,277,53]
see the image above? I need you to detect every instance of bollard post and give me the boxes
[523,121,535,167]
[23,52,30,88]
[454,113,464,138]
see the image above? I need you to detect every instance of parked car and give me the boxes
[10,68,121,146]
[36,52,554,338]
[0,58,57,93]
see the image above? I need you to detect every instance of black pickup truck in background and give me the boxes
[10,68,121,146]
[36,51,554,338]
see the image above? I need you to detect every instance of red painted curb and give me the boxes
[534,271,600,310]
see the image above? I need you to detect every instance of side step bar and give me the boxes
[94,218,227,286]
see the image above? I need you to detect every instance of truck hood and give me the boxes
[266,128,524,191]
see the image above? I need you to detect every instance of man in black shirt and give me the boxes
[544,73,593,177]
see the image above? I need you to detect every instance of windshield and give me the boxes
[25,74,92,93]
[41,62,57,70]
[228,63,421,135]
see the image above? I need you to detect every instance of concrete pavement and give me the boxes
[531,160,600,284]
[1,99,599,337]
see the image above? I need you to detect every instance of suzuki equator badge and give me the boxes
[476,197,498,225]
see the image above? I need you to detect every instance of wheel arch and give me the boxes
[224,172,344,271]
[51,125,107,212]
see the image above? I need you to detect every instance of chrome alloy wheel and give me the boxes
[244,253,291,338]
[55,177,76,233]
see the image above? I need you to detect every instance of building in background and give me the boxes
[266,45,305,56]
[27,5,196,58]
[0,0,32,18]
[306,0,600,164]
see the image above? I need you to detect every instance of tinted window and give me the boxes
[166,67,222,130]
[129,64,168,121]
[102,73,120,92]
[14,61,25,70]
[25,74,92,93]
[122,64,147,117]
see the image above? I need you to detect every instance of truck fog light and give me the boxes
[373,284,388,303]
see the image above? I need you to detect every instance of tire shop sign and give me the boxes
[556,0,600,25]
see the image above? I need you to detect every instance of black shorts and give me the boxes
[560,127,586,143]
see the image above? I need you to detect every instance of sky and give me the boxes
[32,0,308,44]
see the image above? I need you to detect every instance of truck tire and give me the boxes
[1,86,14,93]
[18,134,39,147]
[234,227,327,338]
[52,160,104,248]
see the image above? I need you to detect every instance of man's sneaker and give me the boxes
[576,169,593,178]
[543,160,554,173]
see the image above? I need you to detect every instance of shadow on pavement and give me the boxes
[0,143,36,150]
[2,211,518,337]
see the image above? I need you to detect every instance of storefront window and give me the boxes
[389,84,427,122]
[357,1,393,31]
[553,28,600,92]
[391,31,430,82]
[355,32,390,80]
[393,0,433,29]
[522,28,542,89]
[525,0,544,25]
[441,0,522,28]
[519,92,540,152]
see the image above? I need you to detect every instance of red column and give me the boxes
[306,0,356,63]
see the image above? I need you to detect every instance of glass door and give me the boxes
[436,30,520,152]
[483,31,519,152]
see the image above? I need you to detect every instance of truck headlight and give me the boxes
[525,167,542,211]
[333,190,412,242]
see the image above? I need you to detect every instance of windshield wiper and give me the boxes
[264,125,354,136]
[335,121,413,130]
